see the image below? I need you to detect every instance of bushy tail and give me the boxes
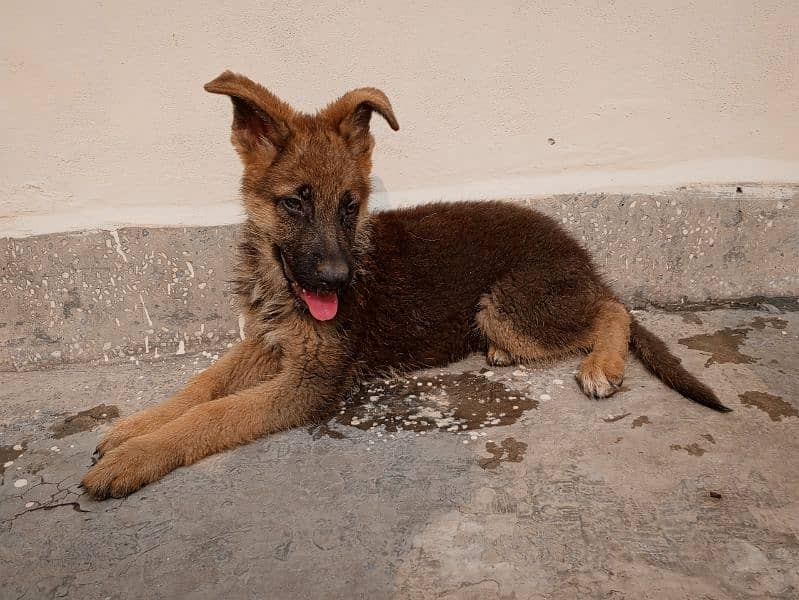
[630,317,731,412]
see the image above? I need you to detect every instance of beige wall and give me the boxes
[2,0,798,237]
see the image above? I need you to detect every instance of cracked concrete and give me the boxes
[1,307,797,599]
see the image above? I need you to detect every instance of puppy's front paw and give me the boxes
[82,438,178,500]
[486,344,514,367]
[95,413,159,457]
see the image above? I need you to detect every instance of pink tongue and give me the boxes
[300,289,339,321]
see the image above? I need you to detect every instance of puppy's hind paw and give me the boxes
[577,354,624,399]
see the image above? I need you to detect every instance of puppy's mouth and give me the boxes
[292,283,339,321]
[277,248,339,322]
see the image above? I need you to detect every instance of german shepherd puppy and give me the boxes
[82,71,729,499]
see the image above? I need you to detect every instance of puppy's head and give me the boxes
[205,71,398,321]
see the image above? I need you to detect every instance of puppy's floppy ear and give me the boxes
[204,71,295,164]
[322,88,399,156]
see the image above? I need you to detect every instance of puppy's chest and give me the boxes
[239,283,348,360]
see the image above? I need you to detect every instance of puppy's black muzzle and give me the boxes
[312,258,351,291]
[281,247,352,293]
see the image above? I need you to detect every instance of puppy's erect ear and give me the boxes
[204,71,295,165]
[322,88,399,157]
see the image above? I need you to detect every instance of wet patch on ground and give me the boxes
[670,443,706,456]
[631,416,651,428]
[1,444,26,474]
[678,328,756,367]
[478,437,528,470]
[748,317,788,330]
[322,372,538,437]
[50,404,120,438]
[739,391,798,422]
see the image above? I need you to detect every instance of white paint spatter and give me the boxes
[176,340,186,355]
[238,315,246,341]
[25,501,34,508]
[14,479,28,488]
[144,336,150,354]
[110,230,128,262]
[3,461,13,468]
[138,293,153,327]
[186,261,195,278]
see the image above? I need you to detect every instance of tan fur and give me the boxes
[94,339,281,456]
[486,343,514,367]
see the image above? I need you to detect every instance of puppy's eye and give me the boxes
[342,194,359,217]
[280,196,302,213]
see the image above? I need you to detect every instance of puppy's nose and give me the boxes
[315,259,350,289]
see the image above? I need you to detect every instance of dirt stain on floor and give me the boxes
[748,317,787,330]
[307,422,347,440]
[316,372,537,438]
[678,328,756,367]
[680,313,704,325]
[739,391,797,422]
[50,404,120,438]
[479,437,528,470]
[0,444,26,474]
[671,443,706,456]
[603,412,631,423]
[631,415,651,428]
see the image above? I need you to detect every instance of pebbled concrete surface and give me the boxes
[1,307,798,599]
[2,184,797,371]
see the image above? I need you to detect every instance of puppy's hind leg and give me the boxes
[575,300,631,398]
[476,271,629,399]
[475,285,595,367]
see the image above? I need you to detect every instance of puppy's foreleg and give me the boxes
[96,338,279,455]
[82,368,343,499]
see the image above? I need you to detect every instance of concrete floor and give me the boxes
[1,308,797,599]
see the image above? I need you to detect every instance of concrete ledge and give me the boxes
[1,184,797,371]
